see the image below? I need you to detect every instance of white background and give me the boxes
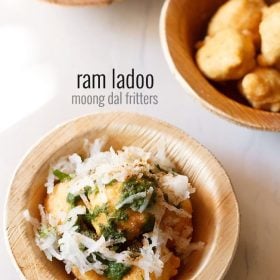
[1,0,280,279]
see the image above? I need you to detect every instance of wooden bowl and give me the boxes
[5,112,239,280]
[160,0,280,131]
[44,0,120,6]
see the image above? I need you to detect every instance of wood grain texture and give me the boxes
[43,0,120,6]
[5,112,239,280]
[160,0,280,131]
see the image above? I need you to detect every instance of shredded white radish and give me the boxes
[161,174,195,205]
[138,187,154,213]
[90,138,107,157]
[154,142,174,170]
[116,191,147,210]
[22,209,39,228]
[162,201,191,218]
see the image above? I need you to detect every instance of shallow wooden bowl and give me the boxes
[44,0,120,6]
[160,0,280,131]
[5,112,239,280]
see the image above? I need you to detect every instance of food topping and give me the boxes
[25,139,200,280]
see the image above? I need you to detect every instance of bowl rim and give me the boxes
[4,112,240,280]
[42,0,121,6]
[159,0,280,132]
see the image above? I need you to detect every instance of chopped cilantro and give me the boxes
[82,204,109,223]
[88,204,108,221]
[107,179,117,186]
[104,261,131,280]
[66,193,80,208]
[79,229,98,240]
[75,212,98,240]
[53,169,72,182]
[38,227,51,238]
[130,197,145,211]
[84,185,99,197]
[93,254,131,280]
[120,177,157,211]
[113,209,128,222]
[100,222,124,241]
[83,212,93,224]
[79,243,86,251]
[84,186,92,196]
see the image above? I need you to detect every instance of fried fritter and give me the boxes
[258,3,280,68]
[239,67,280,112]
[44,181,71,223]
[196,28,256,81]
[208,0,265,45]
[72,252,180,280]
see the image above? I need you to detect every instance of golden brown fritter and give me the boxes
[208,0,265,45]
[258,3,280,68]
[88,181,152,241]
[72,252,180,280]
[161,199,192,253]
[44,181,71,223]
[154,254,180,280]
[46,180,190,280]
[239,67,280,112]
[72,267,105,280]
[196,28,256,81]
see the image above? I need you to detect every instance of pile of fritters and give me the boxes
[196,0,280,112]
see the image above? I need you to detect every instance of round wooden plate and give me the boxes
[160,0,280,131]
[44,0,120,6]
[5,112,239,280]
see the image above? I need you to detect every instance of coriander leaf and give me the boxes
[112,209,128,222]
[107,179,117,186]
[100,222,124,241]
[84,186,92,196]
[53,169,72,182]
[105,261,131,280]
[92,254,131,280]
[66,193,80,208]
[38,227,50,238]
[120,177,157,211]
[89,204,108,221]
[84,185,99,198]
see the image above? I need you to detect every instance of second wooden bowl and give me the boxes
[160,0,280,131]
[5,112,239,280]
[45,0,120,6]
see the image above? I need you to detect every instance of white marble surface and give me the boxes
[1,0,280,279]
